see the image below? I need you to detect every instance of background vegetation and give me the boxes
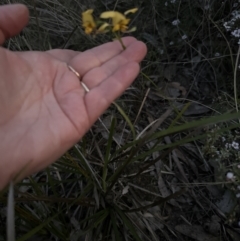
[1,0,240,240]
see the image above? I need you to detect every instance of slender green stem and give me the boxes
[114,32,126,50]
[63,25,79,49]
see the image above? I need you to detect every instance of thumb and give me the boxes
[0,4,29,45]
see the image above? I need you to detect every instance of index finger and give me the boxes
[68,37,137,75]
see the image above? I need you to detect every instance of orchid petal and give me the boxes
[97,23,110,33]
[124,8,138,15]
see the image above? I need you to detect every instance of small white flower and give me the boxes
[170,0,176,3]
[165,2,168,6]
[172,19,180,26]
[231,10,240,19]
[223,22,231,31]
[225,143,230,149]
[222,137,226,142]
[169,41,174,45]
[182,34,187,40]
[215,52,220,57]
[226,172,235,180]
[238,39,240,45]
[236,193,240,198]
[231,29,240,38]
[237,185,240,190]
[238,164,240,169]
[232,141,239,150]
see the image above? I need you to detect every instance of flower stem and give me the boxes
[114,32,126,50]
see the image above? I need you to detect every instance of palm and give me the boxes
[0,4,146,189]
[0,37,146,188]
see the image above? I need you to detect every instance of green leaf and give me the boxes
[102,117,116,191]
[113,102,136,139]
[73,145,103,191]
[169,102,191,128]
[16,212,59,241]
[133,121,240,165]
[110,209,122,241]
[114,206,141,241]
[150,111,240,140]
[81,209,110,233]
[46,167,57,196]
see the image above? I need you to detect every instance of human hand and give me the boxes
[0,4,147,190]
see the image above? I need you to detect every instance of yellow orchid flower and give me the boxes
[100,8,138,32]
[82,9,96,34]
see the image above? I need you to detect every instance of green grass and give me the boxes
[1,0,240,240]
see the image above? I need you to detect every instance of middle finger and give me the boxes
[68,37,137,77]
[82,40,146,88]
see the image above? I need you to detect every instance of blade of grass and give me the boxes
[169,102,191,128]
[113,101,136,139]
[79,209,107,225]
[74,145,103,192]
[110,209,122,241]
[64,153,90,177]
[133,88,150,126]
[114,206,142,241]
[81,209,110,233]
[103,117,116,192]
[46,167,57,196]
[108,117,240,187]
[32,0,41,46]
[28,176,44,196]
[112,110,240,160]
[7,182,15,241]
[234,45,240,115]
[123,188,186,213]
[16,212,59,241]
[151,111,240,140]
[62,25,79,49]
[131,121,240,168]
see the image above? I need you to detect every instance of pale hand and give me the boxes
[0,4,147,190]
